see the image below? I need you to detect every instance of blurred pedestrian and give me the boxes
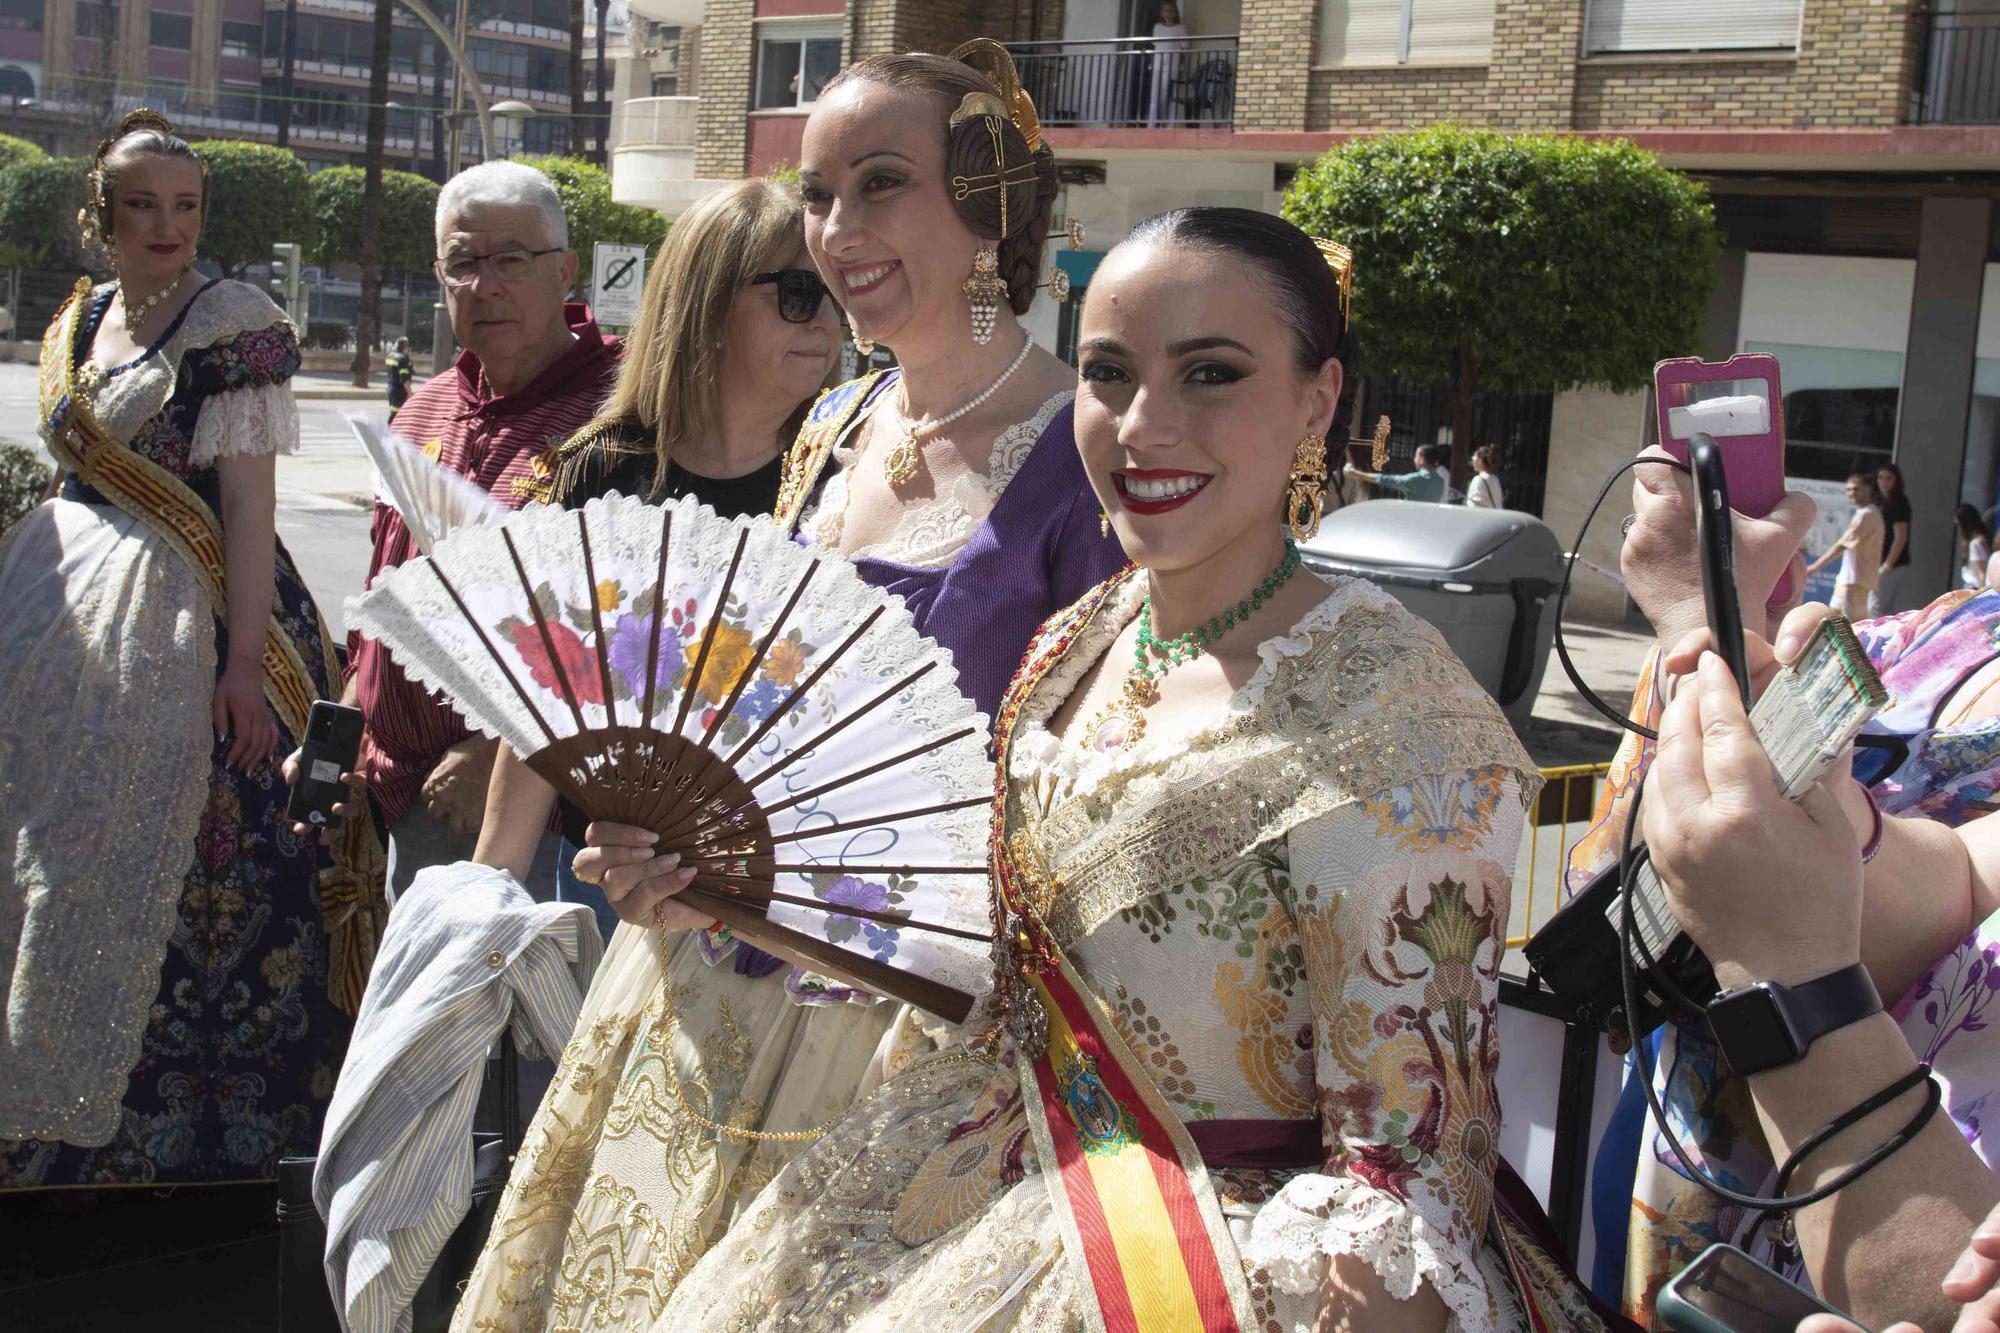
[385,335,414,409]
[1807,471,1885,619]
[1467,442,1507,509]
[1351,441,1451,502]
[1957,502,1991,591]
[0,111,348,1185]
[1877,460,1913,613]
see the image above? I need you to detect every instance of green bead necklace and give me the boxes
[1090,540,1303,751]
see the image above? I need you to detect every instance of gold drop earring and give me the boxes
[1099,510,1111,539]
[1287,434,1328,542]
[964,245,1005,345]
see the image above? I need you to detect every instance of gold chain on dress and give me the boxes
[649,929,840,1143]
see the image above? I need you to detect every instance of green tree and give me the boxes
[0,133,47,173]
[191,139,316,275]
[512,153,667,262]
[1282,126,1720,482]
[312,166,440,275]
[0,156,89,272]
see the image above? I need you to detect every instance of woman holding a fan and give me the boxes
[453,43,1122,1330]
[563,210,1608,1329]
[470,177,843,938]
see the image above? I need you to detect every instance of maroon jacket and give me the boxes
[349,304,620,830]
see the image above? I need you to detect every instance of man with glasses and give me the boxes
[294,160,623,899]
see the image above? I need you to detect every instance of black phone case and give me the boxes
[285,702,365,828]
[1690,435,1752,703]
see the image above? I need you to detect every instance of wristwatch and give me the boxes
[1705,963,1882,1077]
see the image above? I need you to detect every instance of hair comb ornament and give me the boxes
[1369,414,1392,471]
[1313,237,1354,324]
[948,39,1042,152]
[1037,218,1087,303]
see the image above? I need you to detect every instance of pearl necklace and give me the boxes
[117,264,192,326]
[881,334,1033,489]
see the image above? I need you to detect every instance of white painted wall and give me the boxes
[1738,253,1917,354]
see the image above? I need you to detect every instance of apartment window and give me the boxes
[221,21,262,59]
[1316,0,1494,66]
[755,24,841,110]
[1583,0,1801,54]
[651,73,679,97]
[0,0,41,32]
[151,12,195,51]
[76,3,110,40]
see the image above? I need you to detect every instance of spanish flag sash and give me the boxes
[773,369,888,533]
[41,278,383,1015]
[987,570,1258,1333]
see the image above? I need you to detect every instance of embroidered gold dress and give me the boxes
[506,576,1597,1331]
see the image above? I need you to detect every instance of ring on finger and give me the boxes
[1620,514,1639,538]
[572,862,603,886]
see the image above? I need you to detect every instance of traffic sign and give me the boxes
[591,242,647,328]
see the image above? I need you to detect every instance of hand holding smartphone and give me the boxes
[285,700,366,831]
[1658,1244,1862,1333]
[1655,354,1791,607]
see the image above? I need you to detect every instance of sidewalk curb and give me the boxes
[293,386,386,402]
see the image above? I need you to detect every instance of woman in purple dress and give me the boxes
[454,43,1123,1329]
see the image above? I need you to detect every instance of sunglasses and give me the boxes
[750,268,833,324]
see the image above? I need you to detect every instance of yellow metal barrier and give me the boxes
[1507,761,1613,951]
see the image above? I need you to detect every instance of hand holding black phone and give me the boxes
[1691,433,1752,706]
[285,700,365,830]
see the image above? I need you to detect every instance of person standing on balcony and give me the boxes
[1148,0,1191,127]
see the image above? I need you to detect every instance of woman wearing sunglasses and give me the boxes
[470,178,840,931]
[454,43,1125,1331]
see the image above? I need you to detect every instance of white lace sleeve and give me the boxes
[1241,773,1527,1328]
[190,379,299,466]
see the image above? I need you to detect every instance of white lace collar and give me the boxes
[1009,573,1401,801]
[801,386,1072,569]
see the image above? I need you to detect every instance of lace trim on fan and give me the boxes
[803,390,1072,569]
[1243,1172,1501,1329]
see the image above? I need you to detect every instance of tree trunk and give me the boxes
[570,0,586,156]
[1450,343,1476,491]
[594,0,610,164]
[275,0,297,148]
[352,0,394,388]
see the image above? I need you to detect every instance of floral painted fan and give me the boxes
[349,493,996,1022]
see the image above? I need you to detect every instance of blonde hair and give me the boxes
[581,178,814,489]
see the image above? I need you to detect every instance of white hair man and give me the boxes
[288,159,622,895]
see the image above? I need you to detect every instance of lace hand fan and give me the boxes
[349,493,996,1023]
[345,412,507,554]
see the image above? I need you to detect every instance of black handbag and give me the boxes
[278,1035,523,1332]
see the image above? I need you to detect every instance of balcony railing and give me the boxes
[1915,8,2000,124]
[619,95,698,149]
[1003,33,1237,129]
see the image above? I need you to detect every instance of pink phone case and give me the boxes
[1654,353,1791,603]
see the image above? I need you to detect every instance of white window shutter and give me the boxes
[1584,0,1802,53]
[1408,0,1495,62]
[1318,0,1403,67]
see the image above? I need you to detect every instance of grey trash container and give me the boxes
[1299,501,1564,730]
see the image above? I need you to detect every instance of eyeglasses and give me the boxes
[433,247,563,288]
[750,269,832,324]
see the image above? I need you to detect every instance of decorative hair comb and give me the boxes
[949,39,1042,152]
[1040,218,1087,303]
[1313,237,1354,323]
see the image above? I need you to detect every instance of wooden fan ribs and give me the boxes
[392,499,1000,1023]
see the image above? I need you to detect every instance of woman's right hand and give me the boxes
[1623,446,1816,647]
[573,821,710,932]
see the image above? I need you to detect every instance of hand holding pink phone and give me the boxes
[1654,353,1792,603]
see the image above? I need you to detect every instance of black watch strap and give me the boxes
[1707,962,1882,1077]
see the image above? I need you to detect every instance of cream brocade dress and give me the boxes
[466,575,1600,1331]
